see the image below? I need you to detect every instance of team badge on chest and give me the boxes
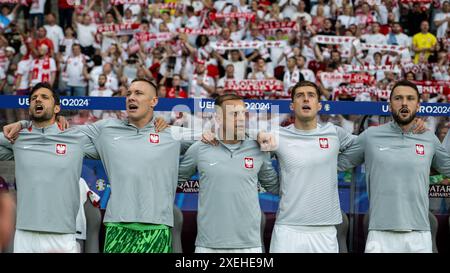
[149,133,160,144]
[319,138,329,149]
[244,157,254,169]
[416,144,425,155]
[56,144,67,155]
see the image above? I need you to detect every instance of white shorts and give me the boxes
[14,229,78,253]
[269,224,338,253]
[195,246,262,253]
[365,230,432,253]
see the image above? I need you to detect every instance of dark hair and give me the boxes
[290,81,321,102]
[373,52,382,59]
[186,6,195,13]
[195,35,209,48]
[390,80,420,101]
[131,78,158,97]
[214,94,244,108]
[29,82,60,106]
[92,55,102,66]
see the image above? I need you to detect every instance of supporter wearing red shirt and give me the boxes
[32,27,54,57]
[165,74,188,99]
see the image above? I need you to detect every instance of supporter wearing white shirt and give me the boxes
[43,13,64,53]
[311,1,332,18]
[386,22,412,60]
[283,56,302,95]
[75,14,97,54]
[217,64,236,89]
[101,63,119,93]
[62,44,88,96]
[292,0,312,25]
[124,3,141,21]
[248,58,274,80]
[87,55,103,93]
[90,74,114,119]
[15,57,33,95]
[434,1,450,39]
[361,22,387,45]
[280,0,300,19]
[337,4,357,28]
[187,60,215,98]
[297,55,316,82]
[218,50,249,81]
[185,6,200,28]
[60,27,77,57]
[270,30,288,68]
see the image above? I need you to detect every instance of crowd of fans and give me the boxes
[0,0,448,132]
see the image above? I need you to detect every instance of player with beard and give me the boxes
[3,79,178,253]
[0,83,98,252]
[338,80,450,253]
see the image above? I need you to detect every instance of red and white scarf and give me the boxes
[178,28,220,36]
[210,12,255,21]
[358,43,407,53]
[257,21,298,31]
[412,80,450,94]
[97,23,140,35]
[134,32,173,42]
[110,0,147,4]
[211,40,286,50]
[320,72,376,85]
[224,79,283,97]
[342,64,402,73]
[312,35,356,45]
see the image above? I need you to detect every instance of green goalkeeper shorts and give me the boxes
[104,222,172,253]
